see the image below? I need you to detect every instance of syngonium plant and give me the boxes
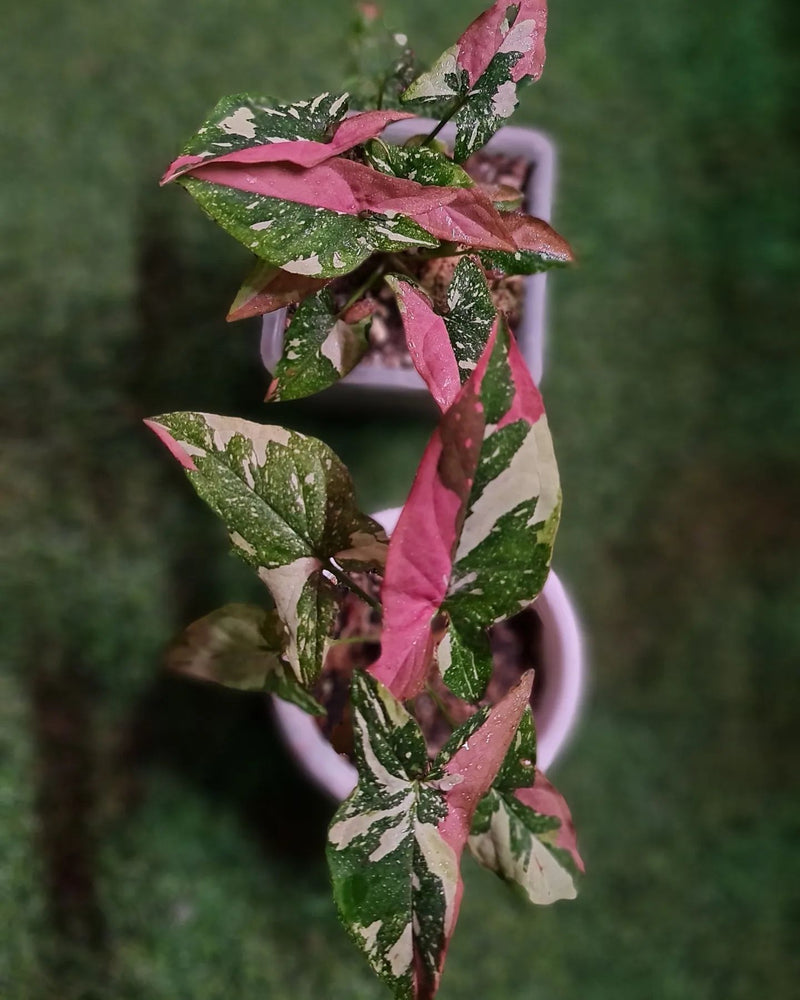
[148,2,583,997]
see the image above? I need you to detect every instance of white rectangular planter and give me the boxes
[261,120,557,395]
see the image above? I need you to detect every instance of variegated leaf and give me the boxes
[363,138,474,189]
[480,213,574,275]
[145,412,388,685]
[180,176,439,278]
[403,1,548,161]
[370,320,560,701]
[227,260,330,322]
[387,258,495,411]
[266,289,370,401]
[163,93,415,183]
[327,670,533,999]
[166,603,323,714]
[469,709,583,903]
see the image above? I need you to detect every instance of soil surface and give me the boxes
[315,573,543,760]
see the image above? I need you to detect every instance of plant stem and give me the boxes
[422,94,470,147]
[325,561,382,614]
[424,683,458,730]
[328,635,379,647]
[337,260,387,319]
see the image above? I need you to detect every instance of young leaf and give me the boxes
[327,670,533,999]
[266,289,371,401]
[227,260,331,322]
[480,213,574,275]
[469,707,583,904]
[162,91,413,183]
[369,320,560,701]
[145,412,388,685]
[388,257,497,411]
[403,1,549,161]
[166,603,323,714]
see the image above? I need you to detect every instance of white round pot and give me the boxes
[272,508,584,800]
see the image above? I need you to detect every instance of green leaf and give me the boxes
[166,604,323,714]
[267,290,370,402]
[145,412,388,685]
[468,712,583,905]
[180,177,438,278]
[227,260,330,322]
[175,92,349,171]
[444,257,497,380]
[452,51,523,162]
[480,247,570,276]
[363,138,474,189]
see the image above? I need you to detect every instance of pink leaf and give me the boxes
[503,212,574,262]
[440,672,535,855]
[161,109,414,185]
[516,769,585,873]
[387,277,461,411]
[226,265,330,322]
[184,157,517,252]
[458,0,548,87]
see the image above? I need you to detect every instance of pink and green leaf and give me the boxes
[480,212,574,275]
[468,708,583,903]
[327,670,532,999]
[403,1,549,161]
[165,603,323,715]
[227,260,331,322]
[266,289,371,402]
[370,320,560,701]
[145,412,387,684]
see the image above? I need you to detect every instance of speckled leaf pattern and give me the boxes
[370,321,559,701]
[327,671,533,999]
[469,710,583,903]
[144,412,388,684]
[166,604,323,714]
[181,177,438,278]
[162,92,350,183]
[363,139,473,189]
[267,290,370,401]
[403,1,548,161]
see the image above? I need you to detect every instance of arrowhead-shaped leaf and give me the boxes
[145,412,388,685]
[166,603,323,714]
[403,1,548,160]
[480,213,574,275]
[369,320,560,701]
[162,92,414,183]
[266,289,371,401]
[227,260,331,322]
[469,709,583,903]
[180,175,439,278]
[388,257,497,411]
[327,670,533,999]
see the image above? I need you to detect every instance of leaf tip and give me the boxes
[144,418,198,471]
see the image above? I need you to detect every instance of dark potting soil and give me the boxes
[314,573,544,760]
[319,148,533,371]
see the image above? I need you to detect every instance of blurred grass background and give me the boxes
[2,1,798,997]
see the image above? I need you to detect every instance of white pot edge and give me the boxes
[272,507,585,801]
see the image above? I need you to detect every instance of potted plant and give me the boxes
[150,2,584,997]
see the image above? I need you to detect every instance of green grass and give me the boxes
[2,0,799,997]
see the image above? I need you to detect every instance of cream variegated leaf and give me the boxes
[267,289,371,401]
[327,671,533,1000]
[370,320,560,702]
[145,412,387,685]
[469,709,584,903]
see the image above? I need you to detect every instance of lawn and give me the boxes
[2,1,799,998]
